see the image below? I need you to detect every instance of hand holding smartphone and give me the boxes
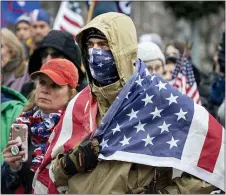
[11,124,28,162]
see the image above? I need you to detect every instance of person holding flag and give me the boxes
[32,12,224,194]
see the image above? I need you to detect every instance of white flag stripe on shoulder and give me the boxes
[51,91,81,158]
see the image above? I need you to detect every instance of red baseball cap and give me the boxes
[30,58,78,89]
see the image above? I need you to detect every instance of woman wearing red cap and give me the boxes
[1,58,79,194]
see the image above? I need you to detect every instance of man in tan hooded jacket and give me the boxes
[51,12,216,194]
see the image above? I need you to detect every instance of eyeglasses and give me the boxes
[41,49,65,59]
[147,65,162,72]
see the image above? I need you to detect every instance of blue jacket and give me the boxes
[1,163,21,194]
[209,76,225,106]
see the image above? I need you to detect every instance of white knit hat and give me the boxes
[139,33,163,48]
[137,41,165,65]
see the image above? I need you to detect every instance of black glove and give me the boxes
[62,137,99,175]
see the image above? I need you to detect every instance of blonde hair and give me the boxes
[1,28,26,77]
[24,79,76,112]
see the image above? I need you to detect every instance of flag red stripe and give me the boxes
[197,114,222,172]
[191,89,198,99]
[64,88,93,151]
[63,14,81,28]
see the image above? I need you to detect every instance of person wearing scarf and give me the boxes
[1,58,79,194]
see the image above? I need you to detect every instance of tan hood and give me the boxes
[76,12,137,118]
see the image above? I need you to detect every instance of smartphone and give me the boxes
[11,124,28,162]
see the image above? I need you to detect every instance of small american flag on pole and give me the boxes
[170,57,201,105]
[53,1,84,37]
[94,59,224,191]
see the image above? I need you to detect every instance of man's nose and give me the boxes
[35,27,43,34]
[93,43,100,49]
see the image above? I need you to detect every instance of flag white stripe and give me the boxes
[84,100,89,113]
[181,75,186,94]
[175,80,182,88]
[33,164,54,193]
[53,1,67,30]
[33,178,48,194]
[181,103,208,165]
[187,83,197,97]
[66,8,84,26]
[90,106,93,133]
[51,91,82,158]
[60,19,81,35]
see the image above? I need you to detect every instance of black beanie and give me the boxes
[28,30,85,82]
[84,28,106,41]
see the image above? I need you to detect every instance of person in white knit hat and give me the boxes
[137,41,165,77]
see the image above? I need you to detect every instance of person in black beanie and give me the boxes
[21,30,87,97]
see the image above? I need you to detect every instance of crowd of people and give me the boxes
[1,8,225,194]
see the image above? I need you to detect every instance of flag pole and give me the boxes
[176,41,188,94]
[177,41,188,74]
[80,1,96,77]
[87,0,96,23]
[181,41,188,66]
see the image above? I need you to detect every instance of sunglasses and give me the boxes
[41,49,65,59]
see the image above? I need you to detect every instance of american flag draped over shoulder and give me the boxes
[170,56,201,105]
[53,1,84,37]
[32,87,98,194]
[94,59,224,191]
